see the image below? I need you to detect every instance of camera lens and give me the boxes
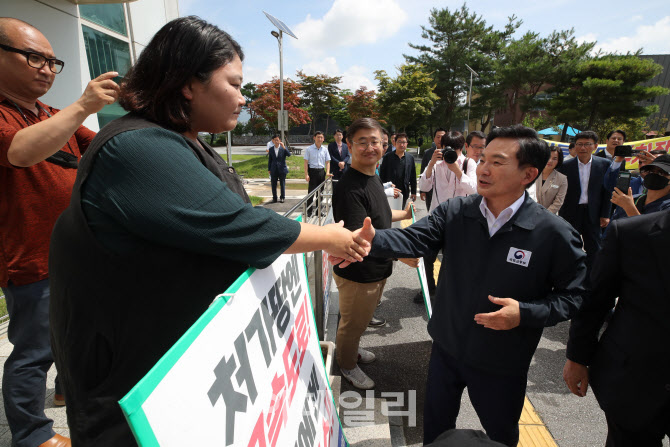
[442,146,458,164]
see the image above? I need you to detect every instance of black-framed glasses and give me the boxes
[0,43,64,74]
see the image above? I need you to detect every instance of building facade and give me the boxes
[3,0,179,131]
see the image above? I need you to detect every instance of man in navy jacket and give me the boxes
[345,126,586,446]
[557,131,610,277]
[328,128,349,180]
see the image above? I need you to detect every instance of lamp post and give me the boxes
[265,12,297,146]
[270,30,285,144]
[465,64,479,135]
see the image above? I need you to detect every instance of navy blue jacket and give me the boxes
[558,156,611,227]
[370,194,586,375]
[268,145,291,176]
[327,141,349,179]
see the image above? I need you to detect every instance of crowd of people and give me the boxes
[1,14,668,447]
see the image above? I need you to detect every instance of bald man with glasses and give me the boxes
[0,17,118,447]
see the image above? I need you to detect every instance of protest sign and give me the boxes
[410,206,432,318]
[119,253,347,447]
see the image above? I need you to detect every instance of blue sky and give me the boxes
[180,0,670,95]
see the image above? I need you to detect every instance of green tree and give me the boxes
[375,64,439,131]
[329,89,352,132]
[345,86,382,123]
[296,70,342,134]
[546,54,669,133]
[405,4,520,128]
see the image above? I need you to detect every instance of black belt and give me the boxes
[308,167,325,171]
[578,204,589,209]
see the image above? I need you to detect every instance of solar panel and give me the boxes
[263,11,298,39]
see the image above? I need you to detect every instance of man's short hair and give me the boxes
[550,146,564,169]
[271,134,279,140]
[441,131,465,150]
[346,118,384,142]
[395,132,408,142]
[314,131,324,137]
[466,130,486,146]
[607,129,627,141]
[433,127,446,138]
[334,129,343,135]
[381,128,390,137]
[0,18,37,46]
[486,125,550,187]
[574,131,599,144]
[568,142,575,150]
[119,16,244,133]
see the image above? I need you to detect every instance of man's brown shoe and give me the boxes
[53,393,65,406]
[38,433,71,447]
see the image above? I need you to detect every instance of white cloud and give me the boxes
[290,0,408,57]
[575,32,599,46]
[631,15,643,22]
[299,57,378,93]
[593,16,670,54]
[243,62,279,85]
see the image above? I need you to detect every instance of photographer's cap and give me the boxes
[640,154,670,175]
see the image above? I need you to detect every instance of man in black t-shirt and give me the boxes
[332,118,414,390]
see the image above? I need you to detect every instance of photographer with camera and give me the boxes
[419,130,477,213]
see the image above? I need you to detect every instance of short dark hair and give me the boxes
[486,125,549,187]
[441,131,465,150]
[271,134,279,140]
[119,16,244,133]
[607,129,627,141]
[313,131,324,137]
[574,131,599,144]
[381,128,389,137]
[395,132,408,142]
[334,129,343,135]
[346,118,383,143]
[433,127,446,138]
[466,130,486,146]
[568,142,575,149]
[550,146,564,169]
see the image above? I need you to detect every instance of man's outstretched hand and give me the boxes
[328,217,375,268]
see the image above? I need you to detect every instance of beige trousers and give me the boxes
[334,272,387,370]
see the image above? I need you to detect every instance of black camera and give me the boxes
[442,146,458,164]
[614,145,643,157]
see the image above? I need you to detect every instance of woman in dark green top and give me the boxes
[49,17,368,446]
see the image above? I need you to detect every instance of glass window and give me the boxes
[82,25,131,128]
[79,4,127,36]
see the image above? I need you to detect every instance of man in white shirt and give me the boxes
[557,131,611,278]
[304,131,331,215]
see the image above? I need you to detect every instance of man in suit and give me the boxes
[563,209,670,446]
[328,128,349,180]
[379,132,416,208]
[267,134,291,203]
[595,129,626,161]
[558,131,611,277]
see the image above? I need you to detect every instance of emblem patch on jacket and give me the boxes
[506,247,532,267]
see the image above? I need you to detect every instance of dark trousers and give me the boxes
[3,279,56,446]
[270,172,286,201]
[423,344,527,447]
[307,167,326,215]
[605,407,670,447]
[425,190,433,213]
[424,250,437,295]
[573,204,603,282]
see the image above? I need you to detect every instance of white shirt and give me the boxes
[578,156,592,204]
[419,154,477,212]
[479,193,526,237]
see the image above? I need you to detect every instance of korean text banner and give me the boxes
[119,253,347,447]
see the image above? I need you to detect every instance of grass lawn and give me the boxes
[0,289,6,318]
[226,154,423,179]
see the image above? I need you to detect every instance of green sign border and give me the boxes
[119,214,348,446]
